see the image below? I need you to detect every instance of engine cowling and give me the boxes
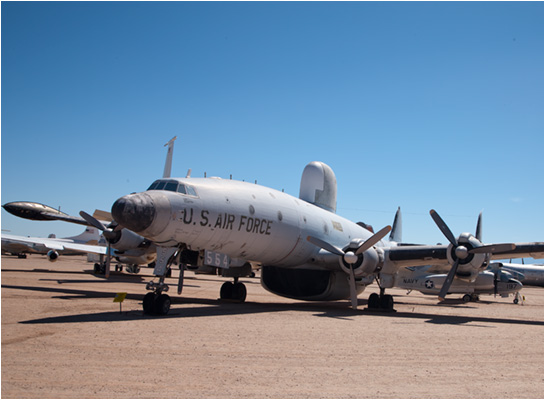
[108,229,147,251]
[446,233,488,279]
[338,240,383,278]
[47,250,59,262]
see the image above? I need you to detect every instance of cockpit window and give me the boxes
[146,180,198,197]
[186,185,197,196]
[147,181,160,190]
[164,181,178,192]
[177,184,187,194]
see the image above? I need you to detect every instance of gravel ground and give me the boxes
[2,254,543,398]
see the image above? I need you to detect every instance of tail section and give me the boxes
[389,207,402,243]
[64,226,102,245]
[163,136,177,178]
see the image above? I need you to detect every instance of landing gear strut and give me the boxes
[143,246,179,315]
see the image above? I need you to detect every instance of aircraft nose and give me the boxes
[111,193,156,233]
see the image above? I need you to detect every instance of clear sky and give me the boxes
[2,1,543,252]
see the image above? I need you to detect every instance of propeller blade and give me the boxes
[438,259,459,301]
[104,242,111,278]
[430,210,458,247]
[475,211,483,242]
[469,243,516,254]
[355,225,391,255]
[306,236,344,256]
[79,211,107,231]
[348,267,358,310]
[113,223,124,232]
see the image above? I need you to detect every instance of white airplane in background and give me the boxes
[1,225,105,261]
[1,137,179,277]
[490,261,544,287]
[2,203,157,276]
[110,158,544,315]
[395,264,523,304]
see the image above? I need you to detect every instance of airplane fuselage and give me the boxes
[113,177,380,270]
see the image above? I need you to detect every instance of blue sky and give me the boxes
[2,1,543,251]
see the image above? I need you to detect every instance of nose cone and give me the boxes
[112,193,156,233]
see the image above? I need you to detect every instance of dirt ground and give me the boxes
[1,254,543,399]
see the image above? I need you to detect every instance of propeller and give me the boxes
[307,225,391,310]
[430,210,515,301]
[79,211,122,278]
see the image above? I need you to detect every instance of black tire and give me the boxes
[462,294,471,303]
[220,282,234,300]
[368,293,380,309]
[143,292,156,315]
[380,294,394,310]
[234,282,247,302]
[154,294,171,315]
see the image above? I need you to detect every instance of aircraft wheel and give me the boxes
[143,292,156,314]
[380,294,394,310]
[368,293,380,309]
[234,282,247,302]
[154,294,171,315]
[220,282,234,300]
[462,294,471,303]
[513,297,519,304]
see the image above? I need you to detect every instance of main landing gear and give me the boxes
[219,277,247,302]
[366,287,395,312]
[142,247,250,316]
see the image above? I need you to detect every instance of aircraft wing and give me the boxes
[386,245,449,268]
[1,234,108,255]
[385,242,544,268]
[489,242,544,260]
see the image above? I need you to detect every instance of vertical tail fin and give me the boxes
[163,136,177,178]
[389,207,402,243]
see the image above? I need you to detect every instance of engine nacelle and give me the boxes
[109,229,147,251]
[338,239,383,278]
[446,233,488,279]
[261,265,366,301]
[47,250,59,262]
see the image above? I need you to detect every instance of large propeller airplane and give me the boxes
[109,157,544,315]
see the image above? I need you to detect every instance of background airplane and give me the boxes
[489,261,544,287]
[395,264,523,304]
[1,225,106,262]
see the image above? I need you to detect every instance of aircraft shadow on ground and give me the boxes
[4,283,542,327]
